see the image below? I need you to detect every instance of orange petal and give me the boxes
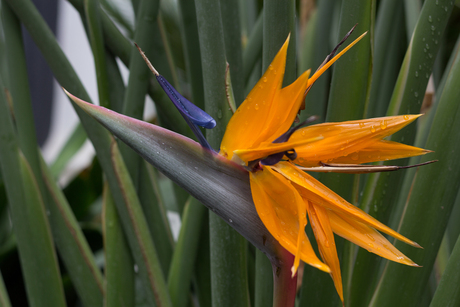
[328,210,419,267]
[306,201,344,302]
[306,32,368,88]
[249,166,331,273]
[290,115,422,167]
[327,140,430,164]
[233,135,322,164]
[220,36,290,159]
[252,69,311,145]
[272,162,421,248]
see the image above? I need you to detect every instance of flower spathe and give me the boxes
[220,33,427,303]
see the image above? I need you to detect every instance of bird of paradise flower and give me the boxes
[216,31,432,303]
[66,27,434,305]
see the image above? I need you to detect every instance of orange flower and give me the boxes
[220,33,427,303]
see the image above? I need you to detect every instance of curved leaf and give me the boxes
[66,91,285,266]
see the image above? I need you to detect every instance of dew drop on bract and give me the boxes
[370,126,376,133]
[351,152,359,161]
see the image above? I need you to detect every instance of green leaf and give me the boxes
[352,2,455,304]
[0,73,66,307]
[0,271,11,307]
[66,92,286,267]
[429,225,460,306]
[369,19,460,305]
[50,124,87,178]
[195,0,250,306]
[300,0,336,122]
[168,197,205,307]
[138,162,174,275]
[84,0,110,108]
[41,155,105,306]
[103,181,135,307]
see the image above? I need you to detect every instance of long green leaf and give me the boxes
[84,0,110,108]
[300,0,335,122]
[41,156,105,307]
[5,0,172,304]
[429,234,460,307]
[138,162,174,275]
[103,181,134,307]
[0,71,66,307]
[195,1,249,305]
[1,0,46,207]
[220,0,244,104]
[0,272,11,307]
[366,0,406,118]
[369,22,460,305]
[118,0,159,190]
[168,197,205,307]
[177,0,204,109]
[354,2,454,304]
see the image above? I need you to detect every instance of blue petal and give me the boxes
[156,75,216,129]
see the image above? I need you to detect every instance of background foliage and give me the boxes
[0,0,459,306]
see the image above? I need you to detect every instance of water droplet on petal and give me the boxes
[255,104,259,110]
[351,152,359,161]
[269,64,274,70]
[404,115,410,120]
[370,126,376,133]
[263,77,267,83]
[380,120,387,129]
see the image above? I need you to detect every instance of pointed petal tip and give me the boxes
[291,266,296,278]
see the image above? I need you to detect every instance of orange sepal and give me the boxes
[249,166,331,273]
[306,201,344,302]
[290,115,423,167]
[328,211,419,267]
[272,162,421,248]
[221,36,290,159]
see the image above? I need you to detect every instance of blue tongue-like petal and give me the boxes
[156,75,216,129]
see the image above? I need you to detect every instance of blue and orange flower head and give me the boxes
[114,29,433,305]
[220,32,430,303]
